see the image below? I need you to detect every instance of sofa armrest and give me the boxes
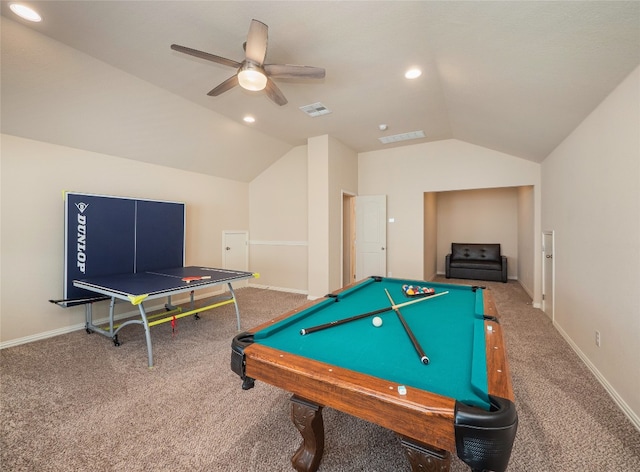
[445,254,452,278]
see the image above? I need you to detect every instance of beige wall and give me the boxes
[306,135,358,298]
[0,134,249,345]
[327,137,359,292]
[423,192,438,280]
[249,135,357,298]
[249,145,308,292]
[517,186,535,298]
[307,136,331,296]
[359,139,541,300]
[435,187,519,279]
[541,66,640,424]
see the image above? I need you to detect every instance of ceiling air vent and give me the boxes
[300,102,331,117]
[379,130,426,144]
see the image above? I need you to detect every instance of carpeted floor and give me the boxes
[1,279,639,471]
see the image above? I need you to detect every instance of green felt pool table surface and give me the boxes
[254,276,490,409]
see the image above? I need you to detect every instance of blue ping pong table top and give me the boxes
[74,266,254,299]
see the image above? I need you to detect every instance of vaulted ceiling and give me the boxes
[2,1,639,182]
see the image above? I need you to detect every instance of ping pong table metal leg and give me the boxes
[84,297,153,365]
[85,297,121,345]
[227,282,241,330]
[85,303,91,333]
[136,304,154,368]
[189,290,199,318]
[84,297,116,339]
[109,297,116,334]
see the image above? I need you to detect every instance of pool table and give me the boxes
[231,276,517,471]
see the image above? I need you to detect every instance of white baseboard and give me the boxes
[0,324,86,349]
[0,305,148,350]
[0,290,226,351]
[554,322,640,432]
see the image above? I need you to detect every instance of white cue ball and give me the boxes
[372,316,383,327]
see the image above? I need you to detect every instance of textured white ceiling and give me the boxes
[2,1,639,181]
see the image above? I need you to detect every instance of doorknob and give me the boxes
[226,247,231,251]
[381,247,385,251]
[546,255,552,258]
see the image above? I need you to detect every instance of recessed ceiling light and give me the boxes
[404,68,422,79]
[9,3,42,22]
[243,116,256,123]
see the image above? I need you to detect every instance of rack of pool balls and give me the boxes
[402,284,435,297]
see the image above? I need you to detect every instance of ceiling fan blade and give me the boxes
[264,78,288,106]
[207,75,239,96]
[264,64,326,79]
[171,44,242,69]
[245,19,268,65]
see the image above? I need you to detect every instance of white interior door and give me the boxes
[542,231,554,320]
[355,195,387,280]
[223,231,249,288]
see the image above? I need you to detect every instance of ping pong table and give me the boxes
[74,266,257,367]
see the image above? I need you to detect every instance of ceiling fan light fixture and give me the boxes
[172,19,324,105]
[238,64,267,91]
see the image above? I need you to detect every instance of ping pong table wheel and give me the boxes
[113,335,120,347]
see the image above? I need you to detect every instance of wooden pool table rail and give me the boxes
[483,290,515,402]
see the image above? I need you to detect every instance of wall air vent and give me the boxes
[378,130,426,144]
[299,102,332,117]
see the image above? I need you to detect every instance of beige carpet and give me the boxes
[1,280,639,471]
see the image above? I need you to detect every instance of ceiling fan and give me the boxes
[171,19,325,106]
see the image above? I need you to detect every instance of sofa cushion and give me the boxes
[448,260,503,271]
[451,243,501,262]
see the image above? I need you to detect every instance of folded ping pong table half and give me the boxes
[74,266,257,367]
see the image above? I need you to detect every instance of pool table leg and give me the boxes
[399,436,451,472]
[290,395,325,472]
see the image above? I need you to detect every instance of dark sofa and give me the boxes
[445,243,508,283]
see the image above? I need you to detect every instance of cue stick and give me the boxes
[300,290,448,335]
[384,288,430,365]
